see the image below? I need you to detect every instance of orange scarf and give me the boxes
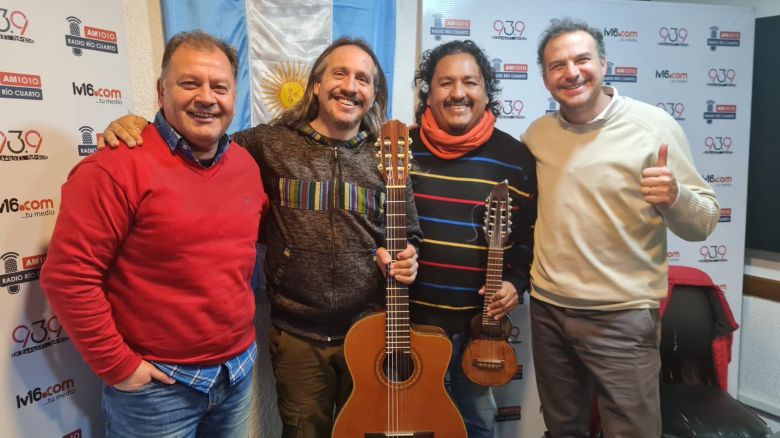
[419,108,496,160]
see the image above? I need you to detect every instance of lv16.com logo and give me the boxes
[16,379,76,409]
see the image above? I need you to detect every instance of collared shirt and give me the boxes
[154,111,231,168]
[153,343,257,394]
[557,85,625,131]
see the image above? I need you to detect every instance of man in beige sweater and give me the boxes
[523,18,719,438]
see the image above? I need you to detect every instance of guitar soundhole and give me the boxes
[382,352,415,383]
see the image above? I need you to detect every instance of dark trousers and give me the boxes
[531,298,662,438]
[269,326,351,438]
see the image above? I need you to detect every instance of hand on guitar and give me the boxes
[376,244,418,285]
[479,281,518,319]
[97,114,149,149]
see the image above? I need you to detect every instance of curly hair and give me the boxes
[273,38,388,140]
[537,18,606,77]
[413,39,500,124]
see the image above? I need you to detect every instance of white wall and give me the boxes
[122,0,163,119]
[658,0,780,420]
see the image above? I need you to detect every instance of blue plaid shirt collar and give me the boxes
[152,343,256,394]
[153,111,231,168]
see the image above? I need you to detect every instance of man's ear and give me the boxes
[156,79,164,109]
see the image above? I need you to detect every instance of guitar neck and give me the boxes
[482,247,504,327]
[386,182,409,355]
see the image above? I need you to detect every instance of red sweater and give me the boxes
[41,125,267,385]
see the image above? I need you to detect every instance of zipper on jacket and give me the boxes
[329,146,339,312]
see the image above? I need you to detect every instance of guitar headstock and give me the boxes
[376,119,412,185]
[484,180,512,248]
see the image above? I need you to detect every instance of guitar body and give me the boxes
[461,314,518,387]
[332,312,467,438]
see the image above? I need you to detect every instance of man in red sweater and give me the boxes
[40,31,268,437]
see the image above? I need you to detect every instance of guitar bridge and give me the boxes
[472,359,506,370]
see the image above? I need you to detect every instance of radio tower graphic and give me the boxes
[2,252,20,294]
[66,16,83,56]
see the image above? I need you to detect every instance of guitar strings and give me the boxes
[385,133,409,435]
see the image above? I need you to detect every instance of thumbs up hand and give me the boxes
[641,144,678,207]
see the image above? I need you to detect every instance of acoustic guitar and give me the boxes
[331,120,467,438]
[461,180,518,387]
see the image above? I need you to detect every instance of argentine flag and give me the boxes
[161,0,396,133]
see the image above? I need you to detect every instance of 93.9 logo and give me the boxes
[0,8,32,42]
[492,20,526,40]
[699,245,727,262]
[708,68,736,87]
[704,136,733,154]
[498,99,525,119]
[0,129,45,161]
[11,315,68,357]
[656,102,685,120]
[658,27,688,46]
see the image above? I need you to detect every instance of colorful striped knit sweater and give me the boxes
[408,127,537,333]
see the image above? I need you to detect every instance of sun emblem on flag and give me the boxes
[261,61,308,116]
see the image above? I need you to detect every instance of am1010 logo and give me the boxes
[0,72,43,100]
[1,251,45,294]
[429,14,470,40]
[64,16,118,56]
[703,101,737,124]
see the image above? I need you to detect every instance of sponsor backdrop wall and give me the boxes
[420,0,753,436]
[0,0,132,436]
